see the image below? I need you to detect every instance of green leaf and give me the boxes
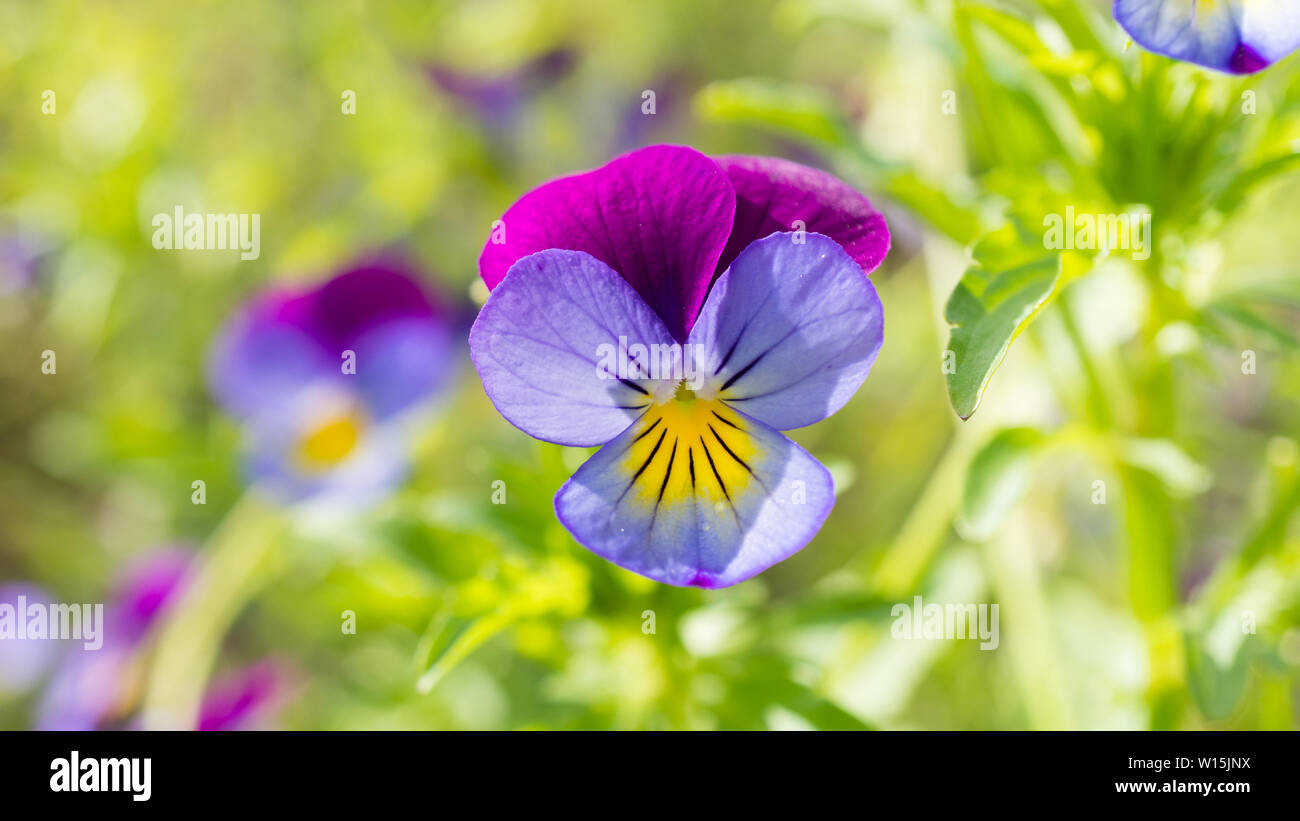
[1186,631,1253,721]
[943,223,1088,419]
[1202,300,1300,351]
[693,78,854,149]
[414,558,588,694]
[957,427,1045,542]
[1215,151,1300,214]
[1116,438,1212,498]
[880,172,982,246]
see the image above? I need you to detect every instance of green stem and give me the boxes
[1057,286,1113,428]
[141,492,288,729]
[871,432,978,597]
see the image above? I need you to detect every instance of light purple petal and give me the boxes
[713,155,890,277]
[350,316,458,421]
[208,289,340,420]
[1115,0,1300,73]
[555,403,835,588]
[688,232,883,431]
[241,387,411,508]
[36,647,133,730]
[478,144,737,341]
[0,584,61,692]
[470,249,679,447]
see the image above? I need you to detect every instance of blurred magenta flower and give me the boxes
[197,661,283,731]
[37,548,284,730]
[1115,1,1300,73]
[209,259,456,508]
[470,145,888,588]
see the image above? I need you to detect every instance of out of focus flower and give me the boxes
[208,258,456,509]
[470,145,888,588]
[428,48,576,136]
[36,548,284,730]
[0,228,50,296]
[1115,1,1300,74]
[0,584,61,693]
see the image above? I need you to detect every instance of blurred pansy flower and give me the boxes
[37,548,284,730]
[209,259,456,509]
[0,227,51,296]
[428,48,576,136]
[471,145,888,588]
[1115,0,1300,73]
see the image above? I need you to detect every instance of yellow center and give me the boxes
[296,410,364,471]
[620,397,759,509]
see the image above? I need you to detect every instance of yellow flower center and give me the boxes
[620,398,759,509]
[296,410,364,471]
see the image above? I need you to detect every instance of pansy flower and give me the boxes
[470,145,888,588]
[37,549,285,730]
[209,258,456,509]
[1115,0,1300,74]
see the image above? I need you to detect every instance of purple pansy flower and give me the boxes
[209,258,456,508]
[37,548,284,730]
[470,144,888,588]
[1115,1,1300,74]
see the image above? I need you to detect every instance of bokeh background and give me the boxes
[2,0,1299,730]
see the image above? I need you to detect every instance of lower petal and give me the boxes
[555,400,834,588]
[1115,0,1300,73]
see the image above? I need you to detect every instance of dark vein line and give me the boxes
[720,350,767,391]
[619,378,649,395]
[629,429,666,487]
[698,437,730,502]
[709,425,754,475]
[656,438,678,503]
[711,410,742,431]
[632,416,662,443]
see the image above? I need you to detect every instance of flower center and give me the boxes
[619,398,759,508]
[296,410,365,471]
[673,380,697,404]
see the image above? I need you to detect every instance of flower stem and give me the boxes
[141,492,288,729]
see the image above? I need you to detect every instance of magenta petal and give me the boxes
[478,144,737,341]
[713,155,890,277]
[307,261,439,351]
[198,662,282,730]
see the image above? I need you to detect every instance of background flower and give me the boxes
[34,549,283,731]
[209,259,457,510]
